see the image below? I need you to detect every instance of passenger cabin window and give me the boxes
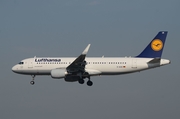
[18,62,24,65]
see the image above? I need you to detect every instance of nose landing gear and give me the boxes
[30,75,35,85]
[30,81,35,85]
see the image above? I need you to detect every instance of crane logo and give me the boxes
[151,39,163,51]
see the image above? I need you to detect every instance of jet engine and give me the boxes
[64,75,80,82]
[51,69,67,79]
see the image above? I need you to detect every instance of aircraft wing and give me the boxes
[66,44,91,73]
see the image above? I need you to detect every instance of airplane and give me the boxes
[12,31,170,86]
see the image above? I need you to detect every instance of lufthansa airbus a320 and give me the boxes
[12,31,170,86]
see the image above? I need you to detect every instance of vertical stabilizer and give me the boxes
[136,31,168,58]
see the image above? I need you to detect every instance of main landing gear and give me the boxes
[87,80,93,86]
[30,75,35,85]
[78,79,85,84]
[78,78,93,86]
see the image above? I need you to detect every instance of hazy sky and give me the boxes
[0,0,180,119]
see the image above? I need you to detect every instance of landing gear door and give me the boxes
[28,59,33,69]
[132,59,137,68]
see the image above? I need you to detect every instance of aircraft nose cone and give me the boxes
[12,66,17,72]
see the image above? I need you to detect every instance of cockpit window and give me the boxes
[18,62,24,65]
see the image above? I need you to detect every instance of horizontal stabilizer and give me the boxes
[148,58,161,63]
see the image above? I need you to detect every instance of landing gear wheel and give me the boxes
[87,80,93,86]
[30,75,35,85]
[78,79,84,84]
[30,81,35,85]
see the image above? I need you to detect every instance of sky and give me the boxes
[0,0,180,119]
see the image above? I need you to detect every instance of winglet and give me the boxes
[82,44,91,55]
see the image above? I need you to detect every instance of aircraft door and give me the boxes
[28,59,33,69]
[132,59,137,68]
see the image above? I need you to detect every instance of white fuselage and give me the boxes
[11,31,170,86]
[12,57,170,76]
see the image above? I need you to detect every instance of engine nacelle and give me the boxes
[64,75,80,82]
[51,69,67,79]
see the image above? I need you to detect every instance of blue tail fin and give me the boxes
[136,31,168,58]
